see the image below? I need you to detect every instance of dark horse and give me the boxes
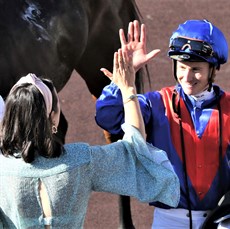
[0,0,147,228]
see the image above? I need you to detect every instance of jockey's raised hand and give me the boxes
[119,20,160,72]
[100,20,160,78]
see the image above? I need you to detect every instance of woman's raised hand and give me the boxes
[112,49,135,93]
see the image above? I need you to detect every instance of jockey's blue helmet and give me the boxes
[168,19,228,70]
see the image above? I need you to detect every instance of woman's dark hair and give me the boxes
[0,78,63,163]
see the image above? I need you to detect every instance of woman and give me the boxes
[0,49,179,228]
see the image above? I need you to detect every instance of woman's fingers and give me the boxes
[118,49,127,74]
[102,47,134,85]
[110,48,134,85]
[100,68,113,80]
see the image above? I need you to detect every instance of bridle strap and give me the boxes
[173,89,223,229]
[177,98,193,229]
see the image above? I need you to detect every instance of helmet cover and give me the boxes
[168,19,228,68]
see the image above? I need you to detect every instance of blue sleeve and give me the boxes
[95,82,124,135]
[95,82,152,135]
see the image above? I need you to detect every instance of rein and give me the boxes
[172,88,223,229]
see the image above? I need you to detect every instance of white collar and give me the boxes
[191,87,215,102]
[189,87,215,108]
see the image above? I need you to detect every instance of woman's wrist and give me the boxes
[121,86,136,98]
[123,94,138,104]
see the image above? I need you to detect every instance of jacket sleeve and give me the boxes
[95,82,124,135]
[90,123,180,208]
[95,82,152,135]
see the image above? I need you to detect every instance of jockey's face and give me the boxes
[176,61,210,95]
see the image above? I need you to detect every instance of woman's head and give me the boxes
[0,74,63,163]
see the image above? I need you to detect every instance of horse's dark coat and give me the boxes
[0,0,142,98]
[0,1,143,228]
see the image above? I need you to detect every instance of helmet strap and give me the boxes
[173,59,178,81]
[207,65,216,91]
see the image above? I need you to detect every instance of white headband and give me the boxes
[10,73,53,116]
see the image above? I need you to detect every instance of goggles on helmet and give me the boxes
[169,37,215,58]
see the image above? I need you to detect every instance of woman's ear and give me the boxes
[50,110,56,125]
[50,111,58,134]
[50,108,60,130]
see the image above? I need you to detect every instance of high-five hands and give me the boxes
[101,46,146,138]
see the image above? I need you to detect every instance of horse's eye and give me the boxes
[31,9,38,16]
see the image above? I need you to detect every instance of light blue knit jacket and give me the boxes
[0,124,180,228]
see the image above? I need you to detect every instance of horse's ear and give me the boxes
[201,191,230,229]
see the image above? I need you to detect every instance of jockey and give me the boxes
[95,19,230,229]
